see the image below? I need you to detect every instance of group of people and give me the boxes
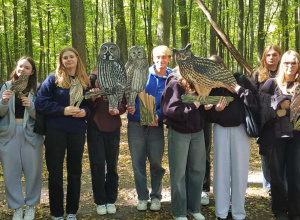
[0,43,299,220]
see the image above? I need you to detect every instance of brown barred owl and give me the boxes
[11,75,29,93]
[173,44,236,99]
[290,84,300,124]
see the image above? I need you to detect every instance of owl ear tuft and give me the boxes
[185,43,191,50]
[172,48,178,54]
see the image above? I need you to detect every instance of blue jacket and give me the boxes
[127,65,173,122]
[35,74,90,133]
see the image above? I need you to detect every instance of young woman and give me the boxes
[260,50,300,220]
[35,47,90,220]
[250,45,282,196]
[0,56,43,220]
[161,69,210,220]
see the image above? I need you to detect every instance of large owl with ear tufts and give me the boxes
[125,46,149,107]
[97,42,127,113]
[173,44,236,100]
[290,84,300,125]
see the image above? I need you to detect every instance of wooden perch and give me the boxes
[194,0,253,75]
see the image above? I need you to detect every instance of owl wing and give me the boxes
[11,75,29,93]
[290,88,300,124]
[192,57,236,88]
[97,58,115,95]
[111,59,126,110]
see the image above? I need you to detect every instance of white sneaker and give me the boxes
[13,207,23,220]
[150,198,161,211]
[201,192,209,206]
[97,204,107,215]
[24,206,35,220]
[106,203,116,214]
[66,214,77,220]
[173,217,188,220]
[51,216,64,220]
[187,211,205,220]
[137,200,148,211]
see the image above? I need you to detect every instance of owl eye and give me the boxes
[184,52,187,55]
[178,54,182,57]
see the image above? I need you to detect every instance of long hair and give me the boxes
[173,67,195,94]
[276,50,300,95]
[258,45,282,83]
[10,56,37,94]
[55,47,90,89]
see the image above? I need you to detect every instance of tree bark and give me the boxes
[178,0,189,48]
[194,0,253,75]
[296,0,300,52]
[249,0,254,64]
[13,0,18,61]
[95,0,99,58]
[70,0,87,66]
[110,0,114,42]
[26,0,33,57]
[114,0,128,63]
[2,0,12,78]
[36,0,45,82]
[238,0,244,72]
[130,0,136,47]
[172,0,177,66]
[257,0,265,62]
[210,0,218,55]
[156,0,172,46]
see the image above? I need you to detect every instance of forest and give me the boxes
[0,0,299,84]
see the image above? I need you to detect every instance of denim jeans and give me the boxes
[87,125,120,205]
[168,128,206,217]
[127,121,165,200]
[44,129,85,217]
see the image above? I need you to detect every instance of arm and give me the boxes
[0,83,10,117]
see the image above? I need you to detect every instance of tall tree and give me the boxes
[238,0,244,72]
[156,0,172,46]
[110,0,114,42]
[114,0,128,63]
[249,0,254,65]
[2,0,12,77]
[13,0,18,61]
[130,0,136,47]
[95,0,99,57]
[26,0,33,57]
[257,0,266,62]
[178,0,189,47]
[172,0,177,66]
[70,0,87,66]
[36,0,44,82]
[210,0,218,55]
[296,0,300,52]
[280,0,289,51]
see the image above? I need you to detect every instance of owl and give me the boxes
[173,44,236,100]
[11,75,29,93]
[125,46,149,107]
[97,42,127,113]
[290,84,300,124]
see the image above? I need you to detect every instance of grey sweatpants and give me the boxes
[213,124,250,220]
[0,124,43,209]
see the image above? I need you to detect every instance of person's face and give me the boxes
[16,59,33,76]
[265,49,281,67]
[153,54,171,70]
[62,51,78,71]
[283,55,299,78]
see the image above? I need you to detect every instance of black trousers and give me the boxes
[45,129,85,217]
[87,125,120,205]
[266,132,300,219]
[203,121,212,192]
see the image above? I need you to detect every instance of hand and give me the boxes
[193,101,201,109]
[204,104,213,110]
[2,90,14,102]
[280,100,290,109]
[215,96,227,112]
[109,109,119,115]
[126,105,136,115]
[21,97,31,107]
[148,115,159,127]
[72,109,86,118]
[64,106,81,116]
[277,109,286,117]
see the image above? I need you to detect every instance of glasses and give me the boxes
[283,62,298,67]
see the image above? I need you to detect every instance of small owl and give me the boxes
[290,84,300,124]
[125,46,149,107]
[11,75,29,93]
[173,44,236,100]
[97,42,127,113]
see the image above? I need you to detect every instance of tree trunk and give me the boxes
[2,0,12,78]
[130,0,136,47]
[172,0,177,67]
[26,0,33,57]
[280,0,289,51]
[210,0,218,55]
[147,0,153,63]
[296,0,300,52]
[257,0,265,62]
[110,0,114,42]
[249,0,254,65]
[156,0,172,46]
[36,0,44,82]
[194,0,252,75]
[238,0,244,72]
[47,4,50,75]
[114,0,128,63]
[13,0,18,61]
[94,0,99,58]
[178,0,189,48]
[70,0,87,66]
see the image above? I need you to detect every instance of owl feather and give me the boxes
[290,84,300,125]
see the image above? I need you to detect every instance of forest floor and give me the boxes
[0,115,274,220]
